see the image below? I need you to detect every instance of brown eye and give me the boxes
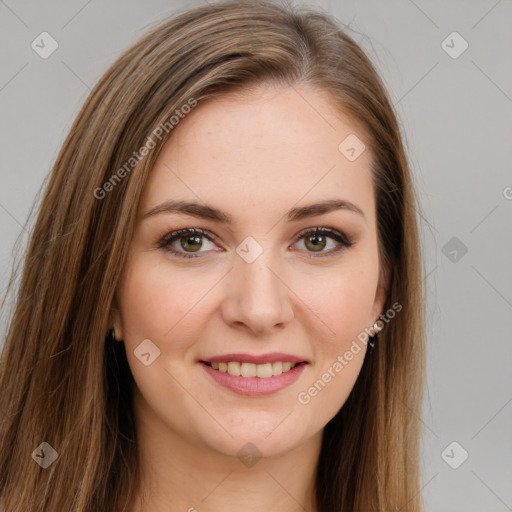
[294,227,354,257]
[179,234,202,252]
[303,233,328,252]
[158,228,217,259]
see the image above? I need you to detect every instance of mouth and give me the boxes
[200,360,307,378]
[198,355,309,396]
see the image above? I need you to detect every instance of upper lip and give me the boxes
[200,352,308,364]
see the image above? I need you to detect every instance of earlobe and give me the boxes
[110,297,124,341]
[110,318,123,341]
[372,261,391,324]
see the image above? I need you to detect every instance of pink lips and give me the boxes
[199,359,308,396]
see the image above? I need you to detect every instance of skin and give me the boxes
[113,83,389,512]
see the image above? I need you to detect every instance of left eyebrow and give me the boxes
[142,198,366,224]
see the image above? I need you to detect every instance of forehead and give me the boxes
[139,84,375,227]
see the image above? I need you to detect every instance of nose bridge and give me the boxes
[222,238,294,333]
[240,251,281,303]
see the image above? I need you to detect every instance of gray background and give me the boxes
[1,0,511,510]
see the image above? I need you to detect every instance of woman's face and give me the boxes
[114,84,387,459]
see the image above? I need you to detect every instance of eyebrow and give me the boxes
[142,198,366,224]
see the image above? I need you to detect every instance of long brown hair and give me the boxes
[0,1,426,510]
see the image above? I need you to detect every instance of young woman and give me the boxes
[0,1,426,510]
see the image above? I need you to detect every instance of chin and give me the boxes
[202,421,303,459]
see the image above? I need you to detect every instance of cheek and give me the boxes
[121,273,169,337]
[117,257,175,342]
[118,255,220,347]
[333,270,375,331]
[295,262,377,347]
[293,268,374,423]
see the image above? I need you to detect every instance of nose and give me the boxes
[220,249,295,336]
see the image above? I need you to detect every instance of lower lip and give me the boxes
[199,362,307,396]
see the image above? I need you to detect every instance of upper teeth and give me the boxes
[211,361,297,378]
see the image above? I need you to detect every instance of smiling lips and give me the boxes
[201,351,307,378]
[205,360,298,378]
[199,352,308,396]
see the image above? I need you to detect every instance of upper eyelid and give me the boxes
[160,227,215,244]
[294,226,352,242]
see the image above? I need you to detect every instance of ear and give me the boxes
[370,260,391,325]
[110,293,124,341]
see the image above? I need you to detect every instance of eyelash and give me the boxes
[157,227,354,260]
